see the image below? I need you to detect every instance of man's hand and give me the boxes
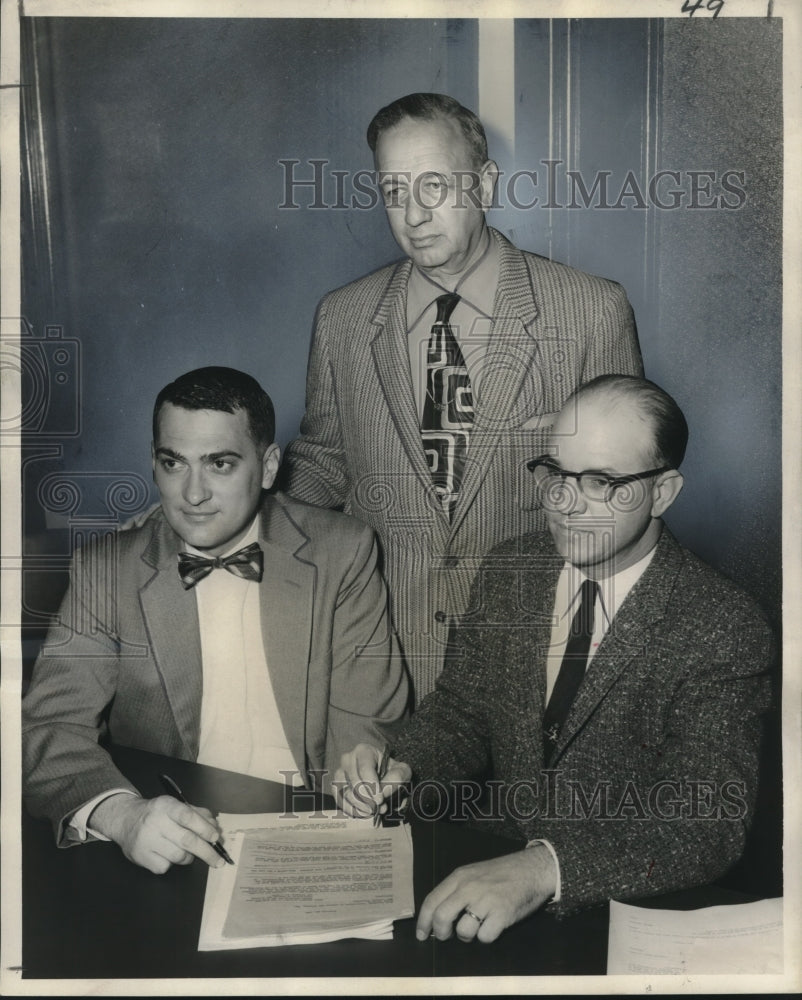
[416,844,558,943]
[88,793,226,874]
[333,742,411,819]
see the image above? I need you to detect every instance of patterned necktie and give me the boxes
[177,542,264,590]
[542,578,599,761]
[420,292,473,517]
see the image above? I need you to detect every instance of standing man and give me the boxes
[282,93,643,701]
[336,375,774,938]
[23,366,408,873]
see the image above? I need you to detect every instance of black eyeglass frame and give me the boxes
[526,454,673,502]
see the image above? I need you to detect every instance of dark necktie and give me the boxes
[177,542,264,590]
[542,578,599,761]
[420,292,474,517]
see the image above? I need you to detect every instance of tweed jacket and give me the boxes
[23,492,409,844]
[282,227,643,701]
[391,527,774,915]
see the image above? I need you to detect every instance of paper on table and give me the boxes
[198,811,414,950]
[607,896,783,975]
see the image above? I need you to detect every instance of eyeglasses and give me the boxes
[526,455,672,509]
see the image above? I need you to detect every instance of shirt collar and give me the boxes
[557,544,658,628]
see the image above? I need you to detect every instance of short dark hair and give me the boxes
[573,374,689,469]
[153,367,275,448]
[367,93,488,168]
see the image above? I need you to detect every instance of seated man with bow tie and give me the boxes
[22,366,409,874]
[336,374,774,941]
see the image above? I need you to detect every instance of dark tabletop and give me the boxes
[21,745,757,981]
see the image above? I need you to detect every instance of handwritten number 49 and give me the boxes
[682,0,725,16]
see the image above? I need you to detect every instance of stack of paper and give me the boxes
[607,897,783,974]
[198,811,415,950]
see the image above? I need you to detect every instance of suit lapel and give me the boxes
[551,530,683,762]
[507,536,563,774]
[138,519,203,758]
[257,496,315,779]
[369,260,441,502]
[450,230,541,537]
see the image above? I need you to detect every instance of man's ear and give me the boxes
[261,442,282,490]
[651,470,684,518]
[150,441,156,479]
[479,159,499,210]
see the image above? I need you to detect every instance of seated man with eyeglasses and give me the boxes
[335,374,775,942]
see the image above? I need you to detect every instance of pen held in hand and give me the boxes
[373,745,390,828]
[159,773,234,865]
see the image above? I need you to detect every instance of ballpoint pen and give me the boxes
[159,773,235,865]
[373,744,390,828]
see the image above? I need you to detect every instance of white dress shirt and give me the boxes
[192,519,302,784]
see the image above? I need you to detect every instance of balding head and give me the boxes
[567,374,688,470]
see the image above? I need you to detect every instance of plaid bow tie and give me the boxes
[177,542,263,590]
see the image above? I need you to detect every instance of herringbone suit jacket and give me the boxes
[392,527,775,915]
[23,492,409,843]
[282,228,643,701]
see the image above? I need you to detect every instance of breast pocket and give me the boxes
[518,411,559,432]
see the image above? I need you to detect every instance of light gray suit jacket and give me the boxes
[23,492,410,843]
[282,228,643,700]
[392,527,775,914]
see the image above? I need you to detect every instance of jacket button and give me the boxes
[434,611,447,624]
